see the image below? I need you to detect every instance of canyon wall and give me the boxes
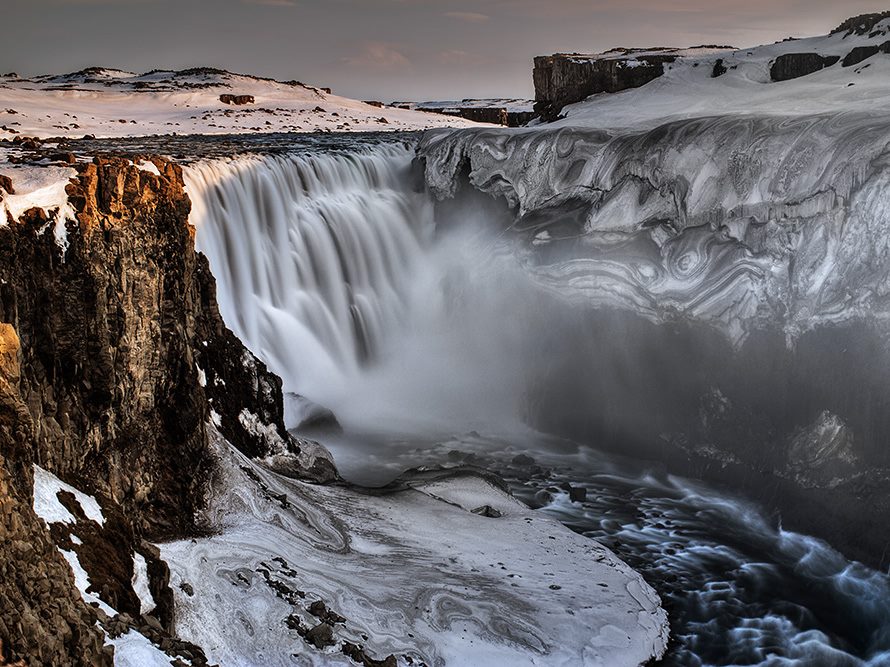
[0,158,332,665]
[418,119,890,567]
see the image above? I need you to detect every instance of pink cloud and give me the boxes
[342,42,411,70]
[443,11,490,23]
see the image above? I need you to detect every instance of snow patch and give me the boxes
[33,464,105,526]
[131,553,155,616]
[59,549,117,616]
[134,160,161,176]
[106,629,173,667]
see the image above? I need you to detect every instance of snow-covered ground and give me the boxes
[31,436,669,667]
[162,431,669,666]
[0,68,485,139]
[554,18,890,130]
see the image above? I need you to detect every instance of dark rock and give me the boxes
[179,582,194,597]
[712,58,728,78]
[0,175,13,195]
[833,12,890,36]
[286,393,342,434]
[307,600,346,624]
[770,53,840,81]
[471,505,502,518]
[533,51,677,121]
[219,94,255,105]
[511,454,535,466]
[342,641,398,667]
[304,622,335,649]
[842,41,890,67]
[568,486,587,503]
[364,101,384,108]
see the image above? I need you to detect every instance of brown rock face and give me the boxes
[219,94,255,105]
[0,156,332,663]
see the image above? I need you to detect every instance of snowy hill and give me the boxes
[0,67,485,139]
[551,14,890,131]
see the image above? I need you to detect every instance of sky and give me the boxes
[3,0,890,101]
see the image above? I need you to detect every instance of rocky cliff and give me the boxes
[0,157,334,665]
[533,51,676,121]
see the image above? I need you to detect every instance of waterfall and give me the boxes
[186,143,557,435]
[186,144,438,417]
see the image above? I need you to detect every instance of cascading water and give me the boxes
[187,143,559,435]
[185,137,890,666]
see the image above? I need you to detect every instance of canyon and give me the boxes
[4,9,890,667]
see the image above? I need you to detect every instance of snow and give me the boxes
[195,364,206,388]
[58,548,117,616]
[0,164,77,251]
[161,431,668,666]
[131,553,155,616]
[552,19,890,131]
[106,630,174,667]
[32,464,105,526]
[0,68,488,140]
[398,98,535,113]
[134,160,160,176]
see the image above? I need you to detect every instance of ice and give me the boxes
[160,432,668,666]
[131,553,155,616]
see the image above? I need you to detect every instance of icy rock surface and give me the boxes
[161,432,668,666]
[419,115,890,344]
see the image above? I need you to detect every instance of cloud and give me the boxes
[342,42,411,70]
[437,50,487,65]
[443,11,489,23]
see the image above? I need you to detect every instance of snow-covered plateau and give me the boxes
[0,67,484,139]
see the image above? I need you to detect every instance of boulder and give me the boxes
[219,94,255,105]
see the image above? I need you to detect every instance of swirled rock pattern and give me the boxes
[419,114,890,345]
[162,432,669,667]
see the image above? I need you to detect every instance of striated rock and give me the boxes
[770,53,839,81]
[841,41,890,67]
[533,51,676,121]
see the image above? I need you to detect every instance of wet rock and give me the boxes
[304,622,335,649]
[307,600,346,625]
[568,486,587,503]
[286,393,342,434]
[341,642,398,667]
[511,454,535,466]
